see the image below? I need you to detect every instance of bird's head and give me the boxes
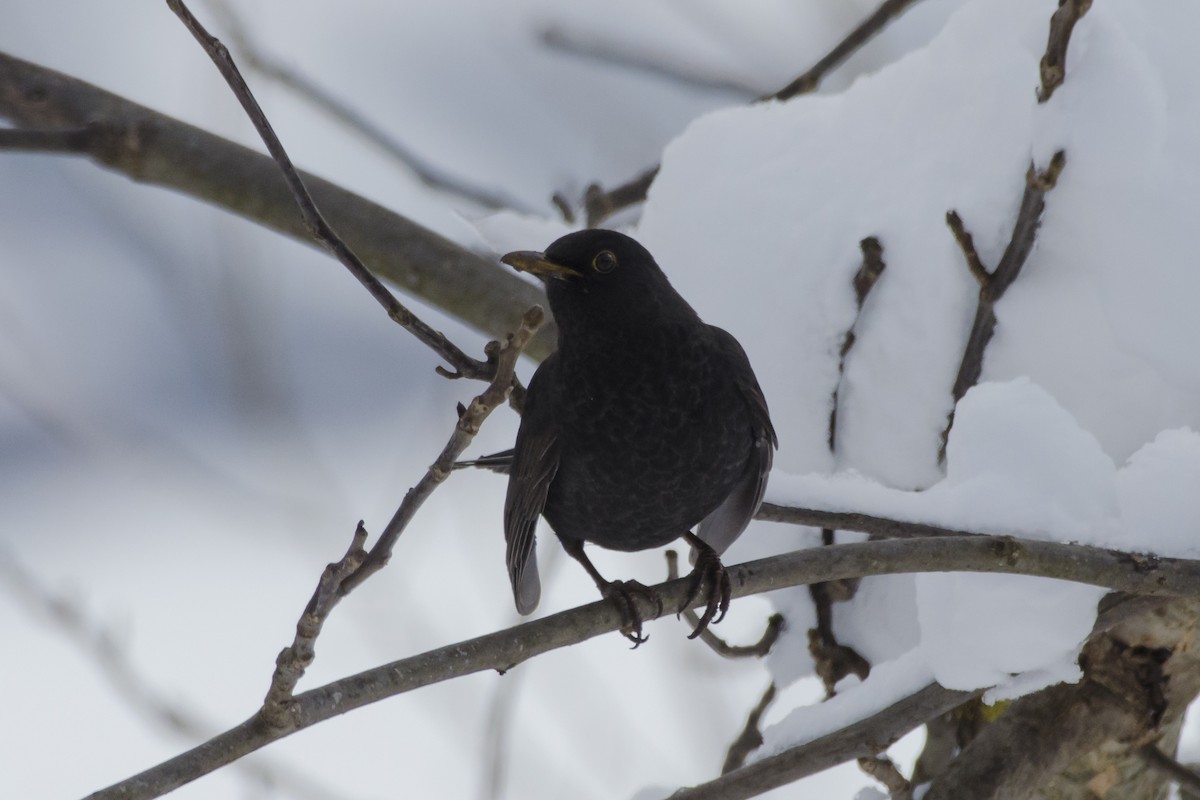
[500,229,697,337]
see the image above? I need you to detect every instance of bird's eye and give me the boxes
[592,250,618,274]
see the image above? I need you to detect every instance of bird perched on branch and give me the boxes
[468,229,776,645]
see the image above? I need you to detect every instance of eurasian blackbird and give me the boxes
[479,229,776,644]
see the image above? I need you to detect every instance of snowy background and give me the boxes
[3,0,1200,798]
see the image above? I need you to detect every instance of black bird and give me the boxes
[480,229,776,644]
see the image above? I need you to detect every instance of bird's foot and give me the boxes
[679,546,732,639]
[600,580,664,648]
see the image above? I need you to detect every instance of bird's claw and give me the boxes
[679,549,731,639]
[601,579,664,648]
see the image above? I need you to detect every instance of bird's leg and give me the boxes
[560,538,663,647]
[679,532,732,639]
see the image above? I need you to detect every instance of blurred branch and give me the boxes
[88,532,1200,799]
[0,51,556,360]
[540,26,760,97]
[0,554,355,800]
[205,0,534,213]
[584,0,925,225]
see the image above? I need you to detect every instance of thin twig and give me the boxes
[666,550,785,658]
[87,533,1200,799]
[205,0,532,213]
[722,683,777,774]
[0,554,354,800]
[584,0,925,225]
[167,0,493,379]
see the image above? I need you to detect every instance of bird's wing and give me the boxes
[502,356,561,615]
[698,327,777,555]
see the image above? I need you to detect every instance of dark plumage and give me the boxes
[487,230,776,644]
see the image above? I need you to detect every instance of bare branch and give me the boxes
[585,0,925,224]
[0,51,556,359]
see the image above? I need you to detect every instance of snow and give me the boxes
[757,649,934,757]
[6,0,1200,797]
[632,0,1200,771]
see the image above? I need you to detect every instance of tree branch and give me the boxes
[87,532,1200,799]
[0,51,556,359]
